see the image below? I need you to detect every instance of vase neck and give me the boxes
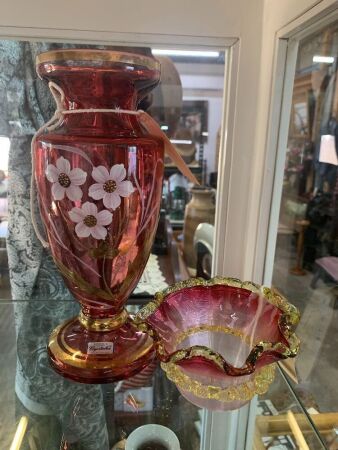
[36,50,160,111]
[47,73,139,111]
[192,189,214,200]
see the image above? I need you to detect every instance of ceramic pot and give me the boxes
[126,424,180,450]
[183,187,215,272]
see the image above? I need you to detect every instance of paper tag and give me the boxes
[139,111,200,185]
[87,342,114,355]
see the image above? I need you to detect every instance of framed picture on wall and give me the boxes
[179,100,209,143]
[289,72,314,139]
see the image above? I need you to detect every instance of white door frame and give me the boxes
[251,2,338,286]
[242,3,338,450]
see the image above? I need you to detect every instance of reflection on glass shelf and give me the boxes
[0,301,201,450]
[255,367,325,450]
[0,298,331,450]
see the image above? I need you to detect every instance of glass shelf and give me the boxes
[0,298,327,450]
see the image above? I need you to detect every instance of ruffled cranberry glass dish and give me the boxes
[135,277,300,411]
[34,49,163,383]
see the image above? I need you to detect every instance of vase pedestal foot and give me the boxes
[48,316,155,384]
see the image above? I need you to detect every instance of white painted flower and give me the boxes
[46,157,87,201]
[89,164,134,210]
[69,202,113,240]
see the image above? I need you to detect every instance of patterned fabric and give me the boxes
[133,254,168,295]
[0,40,109,449]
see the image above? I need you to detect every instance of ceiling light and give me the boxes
[313,55,335,64]
[161,125,169,131]
[170,139,193,145]
[152,49,220,58]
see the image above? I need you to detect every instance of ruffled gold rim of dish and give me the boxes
[134,277,300,375]
[161,361,276,403]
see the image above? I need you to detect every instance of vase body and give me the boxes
[34,50,164,383]
[183,187,215,273]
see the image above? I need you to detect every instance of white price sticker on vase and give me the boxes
[87,342,114,355]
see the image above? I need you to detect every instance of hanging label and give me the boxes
[139,111,200,185]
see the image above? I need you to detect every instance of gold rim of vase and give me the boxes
[36,49,160,71]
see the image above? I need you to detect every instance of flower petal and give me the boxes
[96,209,113,226]
[88,183,105,200]
[56,157,71,174]
[69,207,85,223]
[110,164,126,182]
[75,222,91,238]
[116,180,134,197]
[66,185,83,201]
[51,183,65,200]
[46,164,59,182]
[69,168,87,186]
[90,225,107,240]
[103,192,121,210]
[92,166,109,183]
[82,202,98,216]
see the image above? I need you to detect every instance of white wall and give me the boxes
[0,0,254,38]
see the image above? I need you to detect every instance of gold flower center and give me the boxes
[103,180,117,193]
[58,173,71,188]
[83,215,97,227]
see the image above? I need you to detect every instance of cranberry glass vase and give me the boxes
[135,277,300,411]
[34,50,164,383]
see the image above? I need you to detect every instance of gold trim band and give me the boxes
[36,49,160,71]
[161,362,276,403]
[174,324,250,347]
[79,309,128,332]
[48,319,154,370]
